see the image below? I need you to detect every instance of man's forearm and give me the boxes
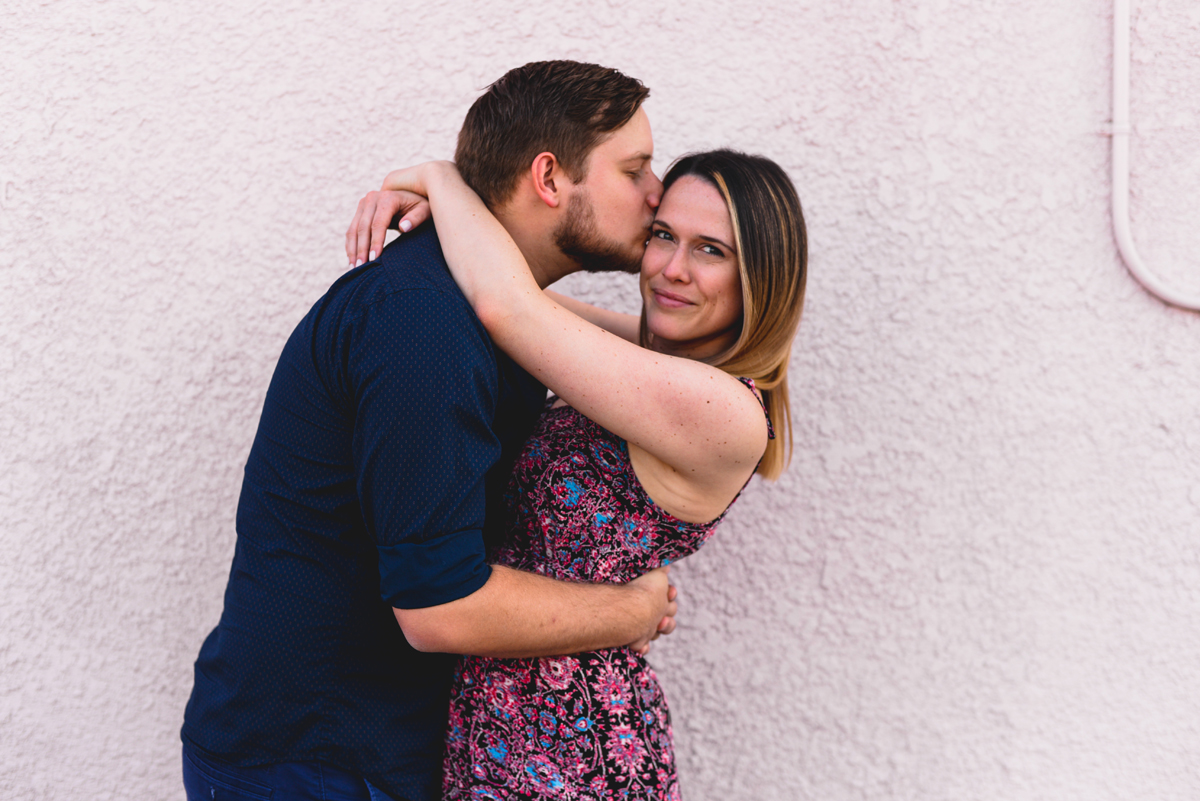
[393,565,671,658]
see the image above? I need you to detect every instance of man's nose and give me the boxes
[646,172,664,210]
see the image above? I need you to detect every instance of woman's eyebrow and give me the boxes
[697,234,734,251]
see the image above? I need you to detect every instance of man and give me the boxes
[182,61,670,801]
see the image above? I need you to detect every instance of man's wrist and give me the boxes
[621,580,659,640]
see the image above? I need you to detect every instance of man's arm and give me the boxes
[394,565,676,658]
[352,277,674,659]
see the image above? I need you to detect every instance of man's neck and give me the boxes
[493,204,578,290]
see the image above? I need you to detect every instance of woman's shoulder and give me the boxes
[620,374,769,523]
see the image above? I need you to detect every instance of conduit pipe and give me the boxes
[1111,0,1200,310]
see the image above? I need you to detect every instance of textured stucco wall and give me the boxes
[3,1,1198,799]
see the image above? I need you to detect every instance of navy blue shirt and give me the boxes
[182,225,545,801]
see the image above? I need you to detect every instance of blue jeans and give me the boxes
[182,743,400,801]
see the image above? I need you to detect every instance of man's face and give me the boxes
[554,107,662,274]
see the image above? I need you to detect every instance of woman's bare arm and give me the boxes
[343,196,641,347]
[544,291,640,344]
[381,162,768,498]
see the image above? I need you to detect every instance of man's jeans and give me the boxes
[182,743,400,801]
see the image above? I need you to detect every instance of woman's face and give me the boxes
[640,175,743,360]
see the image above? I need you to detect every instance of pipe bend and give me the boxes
[1110,0,1200,311]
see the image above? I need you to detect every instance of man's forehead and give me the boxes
[597,108,654,160]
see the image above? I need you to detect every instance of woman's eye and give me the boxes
[700,244,723,257]
[652,230,673,242]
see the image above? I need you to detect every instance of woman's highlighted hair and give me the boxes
[642,150,808,480]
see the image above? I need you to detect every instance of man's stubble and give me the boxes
[553,189,645,275]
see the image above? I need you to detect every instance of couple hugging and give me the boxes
[182,60,807,801]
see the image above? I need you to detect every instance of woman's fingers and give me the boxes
[357,192,395,266]
[345,190,433,268]
[345,193,375,266]
[347,192,387,267]
[368,195,393,263]
[394,194,431,243]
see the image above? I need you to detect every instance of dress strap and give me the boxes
[736,377,775,440]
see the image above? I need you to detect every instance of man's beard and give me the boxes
[553,190,644,275]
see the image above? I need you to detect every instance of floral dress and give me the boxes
[442,380,772,801]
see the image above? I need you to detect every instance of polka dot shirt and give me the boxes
[182,225,545,801]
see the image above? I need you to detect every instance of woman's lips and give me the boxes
[652,289,692,308]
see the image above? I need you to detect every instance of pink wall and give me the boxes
[3,1,1198,798]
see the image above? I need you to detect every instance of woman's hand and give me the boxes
[344,188,432,268]
[344,162,459,267]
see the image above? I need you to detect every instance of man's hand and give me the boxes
[626,566,679,656]
[344,189,432,268]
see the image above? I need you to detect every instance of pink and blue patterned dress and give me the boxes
[442,380,772,800]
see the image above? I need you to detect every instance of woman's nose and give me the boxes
[662,249,689,282]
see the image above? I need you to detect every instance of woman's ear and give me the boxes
[530,152,565,208]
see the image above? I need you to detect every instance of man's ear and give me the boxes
[530,152,567,208]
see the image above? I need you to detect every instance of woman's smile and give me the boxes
[650,288,693,308]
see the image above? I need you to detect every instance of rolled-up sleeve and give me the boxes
[348,287,499,609]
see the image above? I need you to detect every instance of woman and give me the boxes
[350,150,806,799]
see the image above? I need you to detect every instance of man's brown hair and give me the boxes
[455,61,650,208]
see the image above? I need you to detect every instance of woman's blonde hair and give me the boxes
[641,150,808,480]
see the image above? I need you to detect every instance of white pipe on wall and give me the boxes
[1111,0,1200,310]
